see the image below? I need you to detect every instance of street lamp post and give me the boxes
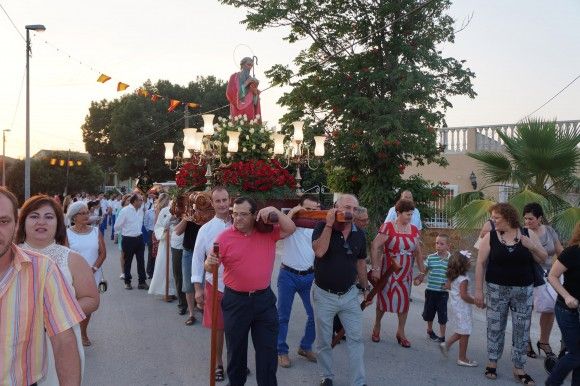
[25,24,46,200]
[2,129,10,186]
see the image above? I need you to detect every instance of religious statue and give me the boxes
[226,57,261,121]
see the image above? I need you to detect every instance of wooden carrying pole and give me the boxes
[209,242,220,386]
[331,258,402,347]
[164,229,171,302]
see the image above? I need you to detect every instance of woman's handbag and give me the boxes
[98,268,108,293]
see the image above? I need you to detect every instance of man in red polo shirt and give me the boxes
[206,196,296,386]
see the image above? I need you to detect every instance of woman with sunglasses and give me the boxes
[67,201,107,347]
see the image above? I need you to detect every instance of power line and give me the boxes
[523,73,580,119]
[10,68,26,129]
[0,2,25,41]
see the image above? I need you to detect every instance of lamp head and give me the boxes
[25,24,46,32]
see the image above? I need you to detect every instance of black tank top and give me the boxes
[485,230,534,286]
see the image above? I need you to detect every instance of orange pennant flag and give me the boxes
[117,82,129,92]
[97,74,111,83]
[151,94,161,102]
[168,99,181,112]
[187,102,200,109]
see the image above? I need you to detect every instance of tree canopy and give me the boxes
[81,77,229,182]
[219,0,476,225]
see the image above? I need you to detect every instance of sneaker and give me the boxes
[278,354,291,368]
[124,283,133,290]
[137,283,149,290]
[427,330,440,341]
[320,379,333,386]
[439,342,448,357]
[297,348,317,363]
[119,273,125,280]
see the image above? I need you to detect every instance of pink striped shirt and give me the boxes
[0,244,85,386]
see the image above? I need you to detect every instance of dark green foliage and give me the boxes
[219,0,476,226]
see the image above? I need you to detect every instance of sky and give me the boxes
[1,0,579,160]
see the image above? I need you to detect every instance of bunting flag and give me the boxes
[117,82,129,92]
[168,99,181,112]
[187,102,200,109]
[137,88,149,97]
[97,74,111,83]
[151,94,161,102]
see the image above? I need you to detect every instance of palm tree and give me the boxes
[448,118,580,241]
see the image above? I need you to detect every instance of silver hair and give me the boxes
[336,194,359,207]
[354,206,367,216]
[67,201,88,222]
[240,57,254,67]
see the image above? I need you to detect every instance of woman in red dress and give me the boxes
[370,199,424,347]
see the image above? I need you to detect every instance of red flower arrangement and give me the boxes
[215,159,296,199]
[175,161,207,189]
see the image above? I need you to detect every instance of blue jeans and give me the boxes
[99,213,108,235]
[109,214,116,240]
[276,268,315,355]
[546,302,580,385]
[312,283,366,386]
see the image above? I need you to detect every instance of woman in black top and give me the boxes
[546,223,580,386]
[475,203,547,385]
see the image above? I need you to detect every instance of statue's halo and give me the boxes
[233,44,256,67]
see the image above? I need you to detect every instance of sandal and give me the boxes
[82,337,92,347]
[484,366,497,380]
[513,370,535,385]
[526,341,537,358]
[396,335,411,348]
[184,316,196,326]
[371,327,380,343]
[537,341,554,357]
[215,365,224,382]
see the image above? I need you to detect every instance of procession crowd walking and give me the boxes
[1,185,579,386]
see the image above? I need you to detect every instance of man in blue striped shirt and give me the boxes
[414,234,450,343]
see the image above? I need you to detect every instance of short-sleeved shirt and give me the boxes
[279,227,315,271]
[385,207,422,230]
[425,252,450,291]
[312,222,367,293]
[557,245,580,309]
[217,225,282,292]
[0,245,85,386]
[538,225,560,269]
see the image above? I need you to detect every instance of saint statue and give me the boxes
[226,57,261,121]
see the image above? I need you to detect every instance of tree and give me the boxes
[6,155,105,202]
[448,118,580,240]
[81,77,229,182]
[219,0,476,226]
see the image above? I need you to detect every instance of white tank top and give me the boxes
[67,226,101,284]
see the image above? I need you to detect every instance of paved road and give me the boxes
[83,233,561,386]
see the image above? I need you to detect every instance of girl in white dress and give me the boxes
[67,201,107,347]
[17,195,99,385]
[440,251,477,367]
[148,204,177,297]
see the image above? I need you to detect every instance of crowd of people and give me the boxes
[1,184,579,386]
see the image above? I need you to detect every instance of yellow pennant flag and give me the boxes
[168,99,181,112]
[137,88,149,97]
[187,102,200,109]
[117,82,129,92]
[97,74,111,83]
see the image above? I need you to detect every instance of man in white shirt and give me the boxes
[384,190,422,232]
[115,193,148,290]
[277,195,319,368]
[191,186,231,381]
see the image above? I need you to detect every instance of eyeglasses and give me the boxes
[232,212,252,218]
